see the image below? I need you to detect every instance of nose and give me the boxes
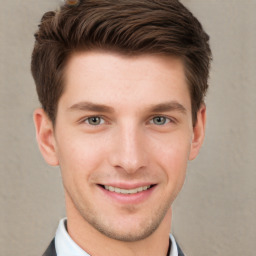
[108,123,148,174]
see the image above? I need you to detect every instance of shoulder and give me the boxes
[42,238,56,256]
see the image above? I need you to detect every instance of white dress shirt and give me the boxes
[55,218,179,256]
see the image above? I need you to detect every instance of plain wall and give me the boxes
[0,1,255,255]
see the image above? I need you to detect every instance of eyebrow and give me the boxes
[147,101,187,114]
[68,101,115,113]
[68,101,187,114]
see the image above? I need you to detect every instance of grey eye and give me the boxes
[86,117,103,125]
[152,116,168,125]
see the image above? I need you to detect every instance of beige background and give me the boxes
[0,0,255,255]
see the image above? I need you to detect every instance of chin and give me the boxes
[95,225,158,242]
[84,209,168,242]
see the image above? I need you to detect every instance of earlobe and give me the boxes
[33,108,59,166]
[189,105,206,160]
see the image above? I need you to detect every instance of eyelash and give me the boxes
[82,116,106,126]
[149,116,174,126]
[80,115,175,127]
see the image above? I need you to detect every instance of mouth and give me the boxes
[99,185,155,195]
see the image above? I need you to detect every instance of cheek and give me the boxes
[56,134,107,178]
[149,132,191,179]
[157,143,190,201]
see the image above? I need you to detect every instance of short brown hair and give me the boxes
[31,0,212,125]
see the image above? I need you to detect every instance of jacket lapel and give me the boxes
[42,239,56,256]
[177,242,185,256]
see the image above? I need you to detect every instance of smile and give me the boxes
[103,185,152,194]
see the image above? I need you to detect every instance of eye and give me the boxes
[85,116,105,126]
[150,116,171,125]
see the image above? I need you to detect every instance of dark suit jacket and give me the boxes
[42,238,185,256]
[42,239,56,256]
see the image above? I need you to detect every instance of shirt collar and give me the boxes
[55,218,89,256]
[55,217,178,256]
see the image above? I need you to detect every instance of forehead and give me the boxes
[65,50,185,79]
[60,50,191,111]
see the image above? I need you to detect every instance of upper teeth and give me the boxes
[104,185,151,194]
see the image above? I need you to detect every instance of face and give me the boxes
[34,51,205,242]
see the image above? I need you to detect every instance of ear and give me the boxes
[189,104,206,160]
[33,108,59,166]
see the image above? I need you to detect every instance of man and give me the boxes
[31,0,211,255]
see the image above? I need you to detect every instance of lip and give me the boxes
[100,182,155,190]
[98,183,157,204]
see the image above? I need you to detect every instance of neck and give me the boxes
[65,195,172,256]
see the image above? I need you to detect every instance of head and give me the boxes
[31,0,211,126]
[32,0,211,246]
